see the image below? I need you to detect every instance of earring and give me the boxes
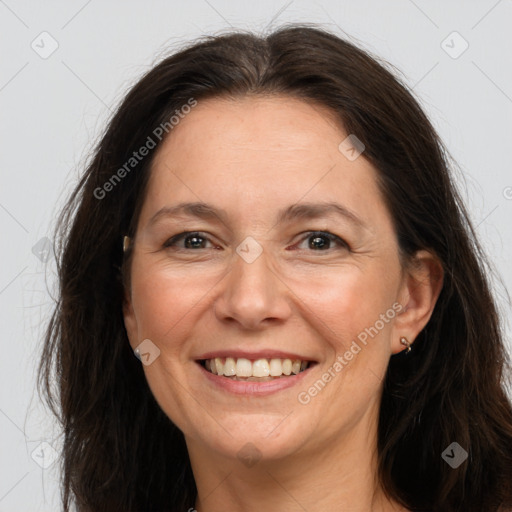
[400,336,412,353]
[123,236,131,252]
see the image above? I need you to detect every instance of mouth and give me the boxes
[196,357,317,382]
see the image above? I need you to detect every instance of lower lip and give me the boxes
[196,361,316,396]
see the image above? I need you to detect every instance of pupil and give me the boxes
[185,236,204,249]
[310,235,328,250]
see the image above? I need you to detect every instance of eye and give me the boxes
[292,231,349,252]
[163,231,218,250]
[162,230,349,252]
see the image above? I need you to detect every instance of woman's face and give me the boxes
[123,96,432,463]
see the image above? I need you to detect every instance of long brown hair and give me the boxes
[38,24,512,511]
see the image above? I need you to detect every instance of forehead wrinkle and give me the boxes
[146,200,368,232]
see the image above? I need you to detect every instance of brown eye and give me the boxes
[295,231,349,251]
[163,232,214,250]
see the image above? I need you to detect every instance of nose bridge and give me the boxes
[215,238,289,328]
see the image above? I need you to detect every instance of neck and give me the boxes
[186,399,408,512]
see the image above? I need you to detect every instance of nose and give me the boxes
[213,246,292,330]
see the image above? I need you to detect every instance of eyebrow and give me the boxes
[147,201,366,229]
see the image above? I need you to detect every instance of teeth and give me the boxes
[202,357,311,378]
[282,359,292,375]
[236,358,252,377]
[252,359,270,377]
[269,358,282,376]
[223,357,236,376]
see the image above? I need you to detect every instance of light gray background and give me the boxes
[1,1,511,510]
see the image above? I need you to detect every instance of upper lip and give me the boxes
[195,349,317,362]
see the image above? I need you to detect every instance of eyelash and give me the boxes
[162,231,349,252]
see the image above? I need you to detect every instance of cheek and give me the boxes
[130,259,217,349]
[284,262,399,351]
[130,244,401,357]
[295,269,399,436]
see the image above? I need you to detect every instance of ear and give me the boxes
[391,250,444,354]
[122,287,139,352]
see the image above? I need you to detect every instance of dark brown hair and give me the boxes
[38,24,512,511]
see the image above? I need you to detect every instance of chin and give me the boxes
[190,413,313,463]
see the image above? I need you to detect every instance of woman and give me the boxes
[39,24,512,511]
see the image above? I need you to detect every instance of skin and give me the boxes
[123,96,443,512]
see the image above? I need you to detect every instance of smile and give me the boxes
[196,357,318,396]
[199,357,312,379]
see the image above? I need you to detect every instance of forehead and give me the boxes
[153,95,346,168]
[141,95,386,228]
